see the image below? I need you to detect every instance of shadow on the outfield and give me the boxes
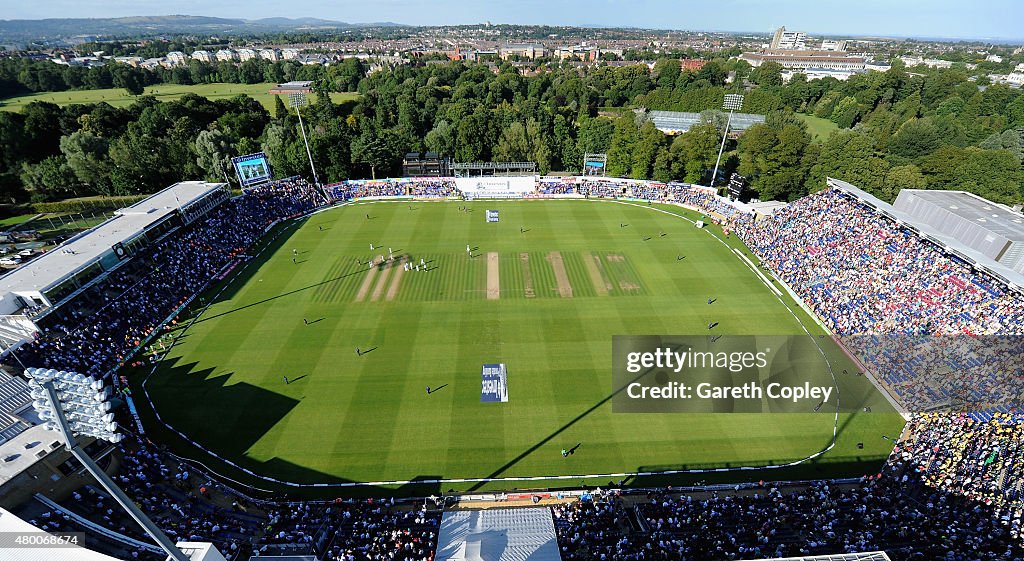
[139,356,301,462]
[465,367,658,493]
[194,265,372,324]
[629,455,892,490]
[132,356,454,500]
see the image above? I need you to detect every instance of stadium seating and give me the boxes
[7,176,1024,560]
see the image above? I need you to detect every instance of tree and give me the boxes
[274,95,289,120]
[694,62,727,86]
[810,130,890,199]
[979,129,1023,162]
[887,118,944,162]
[813,90,842,119]
[455,109,491,162]
[750,61,783,87]
[112,67,144,96]
[830,96,861,128]
[884,164,926,200]
[494,122,532,162]
[577,116,614,155]
[670,123,720,183]
[59,131,112,195]
[424,119,455,157]
[653,58,681,89]
[352,128,397,179]
[606,115,638,177]
[194,129,233,183]
[920,146,1023,203]
[0,112,26,174]
[631,121,666,179]
[20,155,78,200]
[738,119,814,201]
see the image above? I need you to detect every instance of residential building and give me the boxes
[899,55,953,69]
[864,60,893,72]
[112,56,143,67]
[237,48,257,62]
[820,39,848,52]
[215,49,236,62]
[165,51,187,66]
[191,50,212,63]
[555,44,599,62]
[770,26,807,50]
[680,59,708,71]
[500,43,546,60]
[281,48,301,60]
[259,48,280,62]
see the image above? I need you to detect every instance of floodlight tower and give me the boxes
[288,91,322,190]
[26,368,190,561]
[710,93,744,189]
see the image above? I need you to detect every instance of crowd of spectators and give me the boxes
[331,179,456,200]
[724,187,1024,415]
[11,179,322,378]
[897,413,1024,532]
[731,187,1024,337]
[554,466,1023,560]
[260,499,440,561]
[11,175,1024,560]
[35,434,264,558]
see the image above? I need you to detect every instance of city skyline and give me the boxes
[3,0,1022,42]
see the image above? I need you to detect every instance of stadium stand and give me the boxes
[4,173,1024,560]
[647,110,766,135]
[10,178,322,378]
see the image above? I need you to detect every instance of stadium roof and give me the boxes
[896,189,1024,241]
[435,508,561,561]
[0,506,120,560]
[648,110,765,134]
[828,178,1024,292]
[268,81,314,94]
[0,182,223,300]
[740,553,891,561]
[0,425,60,487]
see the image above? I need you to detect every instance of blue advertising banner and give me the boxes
[481,363,508,402]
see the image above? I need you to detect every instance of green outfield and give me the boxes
[0,83,360,112]
[141,200,904,492]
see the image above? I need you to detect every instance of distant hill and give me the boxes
[0,14,404,46]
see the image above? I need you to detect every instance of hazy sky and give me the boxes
[6,0,1023,41]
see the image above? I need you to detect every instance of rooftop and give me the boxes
[828,179,1024,291]
[0,182,223,297]
[0,506,119,560]
[268,81,314,94]
[897,189,1024,241]
[0,424,63,487]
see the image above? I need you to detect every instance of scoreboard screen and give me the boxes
[231,152,273,187]
[486,210,499,223]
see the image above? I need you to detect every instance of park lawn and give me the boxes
[138,199,903,494]
[798,113,841,142]
[0,82,360,112]
[0,213,40,228]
